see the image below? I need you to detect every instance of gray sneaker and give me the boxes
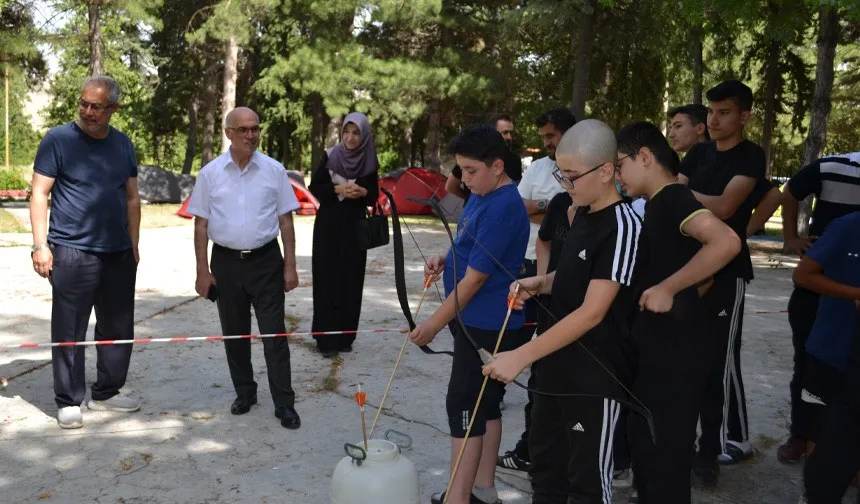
[87,392,141,412]
[57,406,83,429]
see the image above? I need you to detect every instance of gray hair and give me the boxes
[556,119,617,167]
[82,75,121,105]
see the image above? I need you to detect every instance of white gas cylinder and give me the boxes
[331,438,420,504]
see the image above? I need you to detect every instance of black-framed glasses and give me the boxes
[228,126,261,135]
[613,153,634,173]
[553,162,608,189]
[78,99,112,113]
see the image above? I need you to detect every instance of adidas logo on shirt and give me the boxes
[718,310,728,317]
[572,422,585,432]
[578,249,587,260]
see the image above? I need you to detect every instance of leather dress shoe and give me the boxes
[230,395,257,415]
[274,405,301,429]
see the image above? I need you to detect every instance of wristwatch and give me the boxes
[537,199,548,211]
[31,244,47,257]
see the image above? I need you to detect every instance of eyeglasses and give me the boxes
[613,153,633,173]
[553,162,610,189]
[78,99,112,113]
[228,126,261,136]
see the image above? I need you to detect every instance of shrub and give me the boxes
[0,170,29,190]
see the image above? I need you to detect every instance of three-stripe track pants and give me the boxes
[529,394,621,504]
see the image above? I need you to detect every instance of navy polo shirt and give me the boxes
[443,183,529,330]
[33,122,138,252]
[805,212,860,371]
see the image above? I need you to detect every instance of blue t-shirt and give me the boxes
[33,122,138,252]
[806,212,860,371]
[443,183,529,330]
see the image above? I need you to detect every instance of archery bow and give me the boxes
[398,193,656,444]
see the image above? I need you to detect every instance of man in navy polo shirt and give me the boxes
[30,75,141,429]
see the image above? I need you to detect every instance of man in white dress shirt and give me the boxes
[186,106,302,429]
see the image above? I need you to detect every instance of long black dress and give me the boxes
[309,152,379,353]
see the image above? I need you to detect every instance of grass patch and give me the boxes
[141,204,190,229]
[0,208,25,233]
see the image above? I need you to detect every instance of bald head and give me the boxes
[556,119,617,167]
[225,107,259,128]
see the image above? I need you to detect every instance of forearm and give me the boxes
[535,239,550,276]
[445,175,466,200]
[795,272,860,300]
[747,188,781,237]
[781,192,801,239]
[193,219,210,273]
[522,199,543,216]
[127,196,141,249]
[519,306,602,363]
[691,191,725,218]
[659,240,739,295]
[29,192,49,245]
[279,214,297,268]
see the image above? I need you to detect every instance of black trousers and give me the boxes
[629,309,708,504]
[210,241,295,408]
[529,394,621,504]
[803,383,860,503]
[788,286,820,438]
[697,276,748,462]
[50,244,137,408]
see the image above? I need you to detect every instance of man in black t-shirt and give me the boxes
[616,121,742,503]
[483,119,641,503]
[446,113,522,200]
[776,151,860,464]
[677,80,764,483]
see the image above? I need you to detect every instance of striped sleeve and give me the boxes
[593,204,642,286]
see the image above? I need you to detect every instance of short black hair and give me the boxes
[616,121,681,176]
[490,113,513,126]
[706,80,754,112]
[449,124,509,166]
[534,108,577,135]
[668,104,710,140]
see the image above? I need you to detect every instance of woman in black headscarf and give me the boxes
[309,112,380,358]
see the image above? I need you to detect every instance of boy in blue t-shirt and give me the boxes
[409,124,529,504]
[790,212,860,502]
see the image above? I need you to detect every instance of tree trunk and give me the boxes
[202,70,217,165]
[309,92,325,170]
[87,0,102,76]
[691,24,704,105]
[220,35,239,154]
[182,97,199,175]
[799,6,840,237]
[424,99,441,171]
[400,123,413,168]
[326,114,343,149]
[761,40,780,179]
[570,0,597,119]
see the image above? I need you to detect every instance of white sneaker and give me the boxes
[87,392,141,412]
[57,406,83,429]
[612,468,633,489]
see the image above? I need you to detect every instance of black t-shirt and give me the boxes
[451,149,523,199]
[538,191,574,274]
[787,155,860,237]
[679,140,766,281]
[536,200,641,395]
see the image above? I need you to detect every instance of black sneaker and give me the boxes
[691,462,719,488]
[496,450,531,472]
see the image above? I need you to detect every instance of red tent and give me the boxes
[176,178,320,219]
[377,167,448,215]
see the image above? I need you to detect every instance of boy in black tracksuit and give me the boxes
[483,119,641,503]
[614,122,742,503]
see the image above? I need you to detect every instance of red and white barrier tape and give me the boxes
[0,310,788,350]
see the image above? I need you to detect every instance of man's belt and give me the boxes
[213,239,277,259]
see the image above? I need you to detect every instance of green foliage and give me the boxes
[0,168,29,190]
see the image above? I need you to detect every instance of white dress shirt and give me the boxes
[186,150,300,250]
[517,156,565,261]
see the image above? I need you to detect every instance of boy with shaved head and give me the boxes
[483,119,641,503]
